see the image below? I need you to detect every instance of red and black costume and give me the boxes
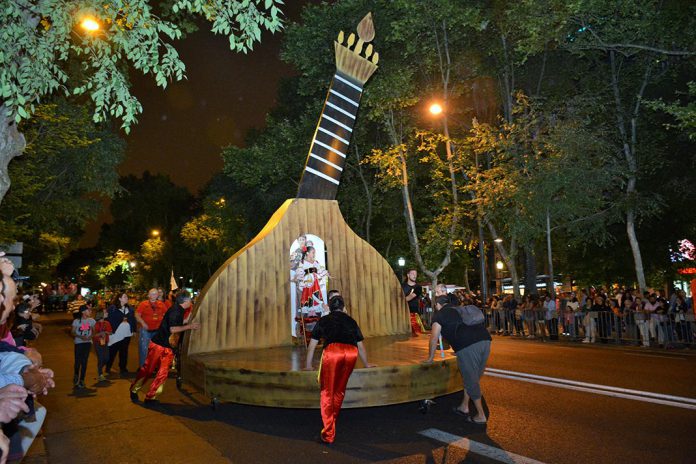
[130,303,184,401]
[310,311,364,444]
[402,281,423,335]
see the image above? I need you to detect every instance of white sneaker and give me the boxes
[582,339,590,343]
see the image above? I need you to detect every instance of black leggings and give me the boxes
[106,337,131,372]
[74,343,91,383]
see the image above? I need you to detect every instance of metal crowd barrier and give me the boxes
[482,307,696,349]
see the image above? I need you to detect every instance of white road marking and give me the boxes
[622,352,687,360]
[419,428,547,464]
[485,368,696,410]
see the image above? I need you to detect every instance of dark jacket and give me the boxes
[106,304,137,335]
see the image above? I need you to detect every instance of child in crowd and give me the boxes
[93,311,112,382]
[12,304,37,347]
[71,305,95,389]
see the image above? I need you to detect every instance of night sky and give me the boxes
[82,4,308,246]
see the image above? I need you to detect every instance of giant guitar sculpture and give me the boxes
[182,14,462,409]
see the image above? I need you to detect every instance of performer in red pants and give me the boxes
[304,295,374,443]
[130,293,199,404]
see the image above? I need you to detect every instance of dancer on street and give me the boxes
[304,295,374,444]
[130,293,199,404]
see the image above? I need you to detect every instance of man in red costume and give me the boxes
[304,295,374,444]
[130,293,199,405]
[134,288,168,367]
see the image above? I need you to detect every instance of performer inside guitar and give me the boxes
[296,246,330,317]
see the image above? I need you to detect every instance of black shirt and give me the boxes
[151,304,184,349]
[311,311,364,347]
[432,305,491,353]
[402,283,422,313]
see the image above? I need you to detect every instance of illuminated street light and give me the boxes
[428,103,443,116]
[80,17,100,32]
[397,257,406,282]
[151,229,160,238]
[496,260,504,270]
[129,261,137,268]
[494,237,503,243]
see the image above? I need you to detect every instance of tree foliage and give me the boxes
[1,0,284,130]
[0,99,124,242]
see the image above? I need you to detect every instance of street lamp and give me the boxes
[428,102,443,116]
[494,237,503,243]
[129,261,137,268]
[397,257,405,282]
[150,229,160,238]
[496,261,504,270]
[80,17,100,32]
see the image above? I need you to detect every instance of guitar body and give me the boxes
[185,198,409,357]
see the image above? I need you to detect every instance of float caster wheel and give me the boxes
[211,397,220,411]
[419,399,435,414]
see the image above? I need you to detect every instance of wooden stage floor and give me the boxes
[183,334,463,409]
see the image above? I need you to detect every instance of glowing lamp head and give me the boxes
[429,103,443,116]
[80,17,100,32]
[496,261,504,270]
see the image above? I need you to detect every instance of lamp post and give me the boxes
[398,257,405,282]
[428,100,488,303]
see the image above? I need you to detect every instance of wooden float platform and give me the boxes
[183,333,462,409]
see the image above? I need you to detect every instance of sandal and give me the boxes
[466,416,487,425]
[452,407,469,417]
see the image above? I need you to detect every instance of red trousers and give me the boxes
[319,343,358,443]
[410,313,423,335]
[130,341,174,400]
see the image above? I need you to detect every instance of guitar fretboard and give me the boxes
[297,72,363,200]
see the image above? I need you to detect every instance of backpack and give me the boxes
[456,305,485,326]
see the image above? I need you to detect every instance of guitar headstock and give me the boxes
[335,13,379,86]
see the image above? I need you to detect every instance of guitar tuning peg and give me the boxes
[365,44,373,59]
[354,39,364,56]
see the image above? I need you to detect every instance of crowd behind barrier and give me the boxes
[419,287,695,349]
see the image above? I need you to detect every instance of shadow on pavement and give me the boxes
[155,386,501,463]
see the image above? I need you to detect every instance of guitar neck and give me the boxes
[297,72,363,200]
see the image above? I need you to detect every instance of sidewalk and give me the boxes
[25,313,230,464]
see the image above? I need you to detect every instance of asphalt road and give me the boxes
[31,314,696,464]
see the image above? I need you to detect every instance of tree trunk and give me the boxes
[626,208,647,292]
[486,221,520,299]
[477,221,488,301]
[609,52,651,293]
[0,109,26,205]
[546,208,555,298]
[524,243,537,296]
[463,266,470,291]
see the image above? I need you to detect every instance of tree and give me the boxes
[0,0,284,204]
[96,249,137,289]
[98,171,193,253]
[649,81,696,140]
[0,99,124,243]
[563,0,696,292]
